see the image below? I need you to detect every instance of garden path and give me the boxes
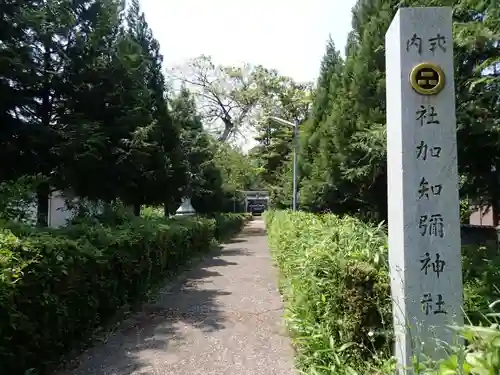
[57,218,296,375]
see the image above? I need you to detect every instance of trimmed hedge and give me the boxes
[0,212,248,375]
[210,212,252,241]
[264,210,500,374]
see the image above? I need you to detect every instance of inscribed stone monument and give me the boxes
[385,7,463,372]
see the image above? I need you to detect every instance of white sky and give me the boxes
[139,0,357,149]
[140,0,356,83]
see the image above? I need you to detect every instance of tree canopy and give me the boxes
[292,0,500,222]
[0,0,260,222]
[2,0,499,224]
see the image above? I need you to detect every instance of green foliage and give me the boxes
[265,210,391,374]
[0,210,249,375]
[0,176,46,224]
[210,212,252,242]
[462,242,500,325]
[461,198,472,223]
[265,210,500,374]
[1,0,259,223]
[431,323,500,375]
[140,205,252,240]
[297,0,500,220]
[170,87,219,199]
[173,56,312,143]
[213,142,261,192]
[140,205,165,219]
[249,69,312,192]
[376,320,500,374]
[168,88,253,213]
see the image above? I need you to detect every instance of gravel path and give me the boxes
[57,218,296,375]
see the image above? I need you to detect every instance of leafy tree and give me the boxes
[298,37,345,211]
[449,0,500,223]
[0,0,40,182]
[170,55,263,142]
[56,7,150,211]
[123,0,185,214]
[53,0,185,216]
[0,0,196,221]
[172,56,313,208]
[171,57,312,143]
[169,87,226,212]
[250,70,312,191]
[11,0,129,224]
[213,142,261,192]
[299,0,500,223]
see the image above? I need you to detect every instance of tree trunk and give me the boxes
[37,43,52,228]
[133,203,141,217]
[490,193,499,227]
[37,182,50,227]
[217,121,233,142]
[489,169,498,226]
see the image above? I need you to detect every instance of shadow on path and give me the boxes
[57,247,248,375]
[56,218,296,375]
[238,225,267,237]
[226,238,246,244]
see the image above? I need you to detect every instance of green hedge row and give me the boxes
[264,210,500,374]
[210,212,252,241]
[0,212,249,375]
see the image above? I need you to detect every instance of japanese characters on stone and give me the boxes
[411,38,449,317]
[420,252,445,279]
[416,141,441,161]
[416,105,439,126]
[418,177,442,200]
[387,9,460,368]
[419,214,444,238]
[421,293,447,316]
[406,33,447,55]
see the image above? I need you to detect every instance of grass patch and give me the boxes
[265,209,500,374]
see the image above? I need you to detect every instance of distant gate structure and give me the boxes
[243,190,269,214]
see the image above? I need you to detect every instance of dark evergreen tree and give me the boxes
[170,87,231,213]
[299,0,500,222]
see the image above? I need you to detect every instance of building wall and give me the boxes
[469,205,495,226]
[461,224,498,246]
[47,191,109,228]
[48,190,78,228]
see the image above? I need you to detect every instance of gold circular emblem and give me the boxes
[409,62,445,96]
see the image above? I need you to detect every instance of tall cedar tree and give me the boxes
[299,0,500,222]
[170,87,231,213]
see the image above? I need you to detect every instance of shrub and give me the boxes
[264,210,500,374]
[0,175,43,224]
[428,321,500,374]
[70,200,136,226]
[141,205,164,219]
[139,207,252,242]
[0,211,249,374]
[210,212,252,241]
[265,210,391,374]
